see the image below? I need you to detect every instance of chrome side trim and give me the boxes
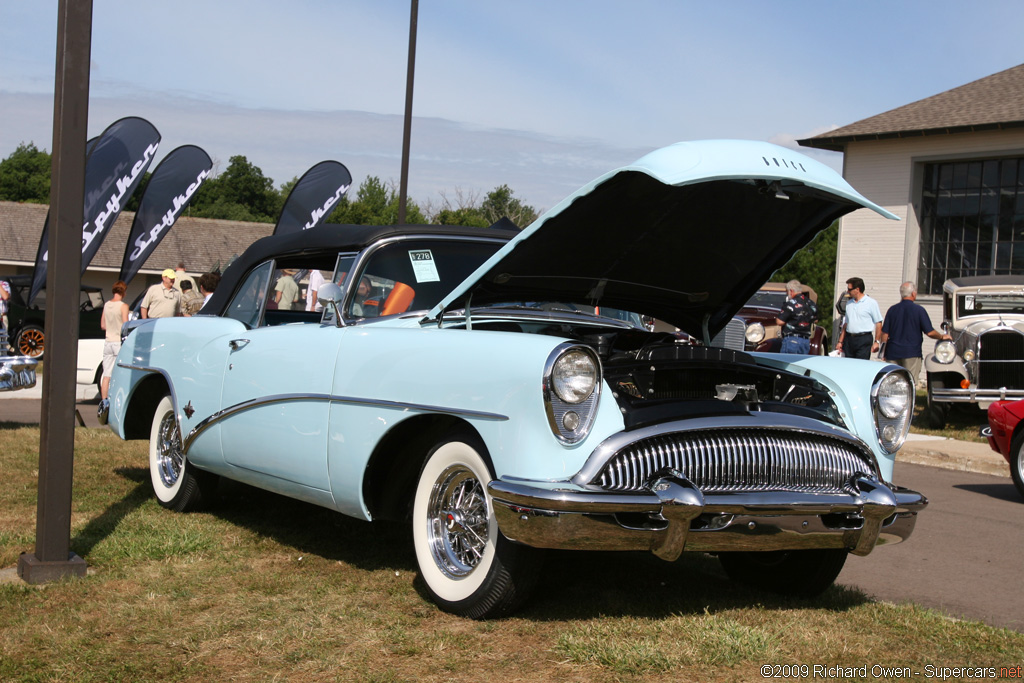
[182,392,508,452]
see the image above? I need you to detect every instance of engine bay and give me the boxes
[469,317,844,429]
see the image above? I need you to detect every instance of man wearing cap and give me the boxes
[141,269,182,318]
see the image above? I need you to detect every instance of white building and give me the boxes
[799,63,1024,337]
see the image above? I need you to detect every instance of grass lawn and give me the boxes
[910,390,989,443]
[2,424,1022,682]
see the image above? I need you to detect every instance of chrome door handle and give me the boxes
[229,338,250,350]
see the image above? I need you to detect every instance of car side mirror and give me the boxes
[317,283,345,328]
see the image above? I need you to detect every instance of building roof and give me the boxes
[799,63,1024,152]
[0,200,273,276]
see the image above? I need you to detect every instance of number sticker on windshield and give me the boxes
[409,249,440,282]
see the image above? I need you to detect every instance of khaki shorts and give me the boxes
[890,356,923,384]
[102,341,121,378]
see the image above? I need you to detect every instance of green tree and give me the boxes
[0,142,51,203]
[190,155,280,223]
[327,176,425,225]
[480,184,537,228]
[772,220,839,332]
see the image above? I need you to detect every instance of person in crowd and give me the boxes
[173,262,196,293]
[0,278,9,349]
[775,279,818,354]
[351,276,374,317]
[274,269,300,311]
[99,280,130,403]
[179,279,204,316]
[880,281,951,382]
[198,272,220,309]
[141,269,181,318]
[306,269,325,312]
[835,277,882,360]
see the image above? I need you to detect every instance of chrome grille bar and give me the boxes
[592,429,874,493]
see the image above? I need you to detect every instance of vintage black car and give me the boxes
[2,274,105,358]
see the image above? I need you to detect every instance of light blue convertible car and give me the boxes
[108,140,926,618]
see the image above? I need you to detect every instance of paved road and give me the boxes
[838,462,1024,632]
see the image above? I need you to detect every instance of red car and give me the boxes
[984,400,1024,498]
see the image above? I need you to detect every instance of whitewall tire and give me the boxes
[149,395,216,511]
[412,430,540,618]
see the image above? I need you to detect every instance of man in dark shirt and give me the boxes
[776,280,818,354]
[881,281,951,383]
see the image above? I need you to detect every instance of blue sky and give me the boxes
[1,0,1023,211]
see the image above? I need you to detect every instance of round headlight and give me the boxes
[877,373,911,419]
[963,349,975,362]
[934,340,957,364]
[745,322,765,344]
[552,350,598,404]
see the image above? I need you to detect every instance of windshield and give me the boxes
[347,238,504,319]
[745,290,787,309]
[479,302,649,329]
[957,292,1024,318]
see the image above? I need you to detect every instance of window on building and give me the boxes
[919,157,1024,294]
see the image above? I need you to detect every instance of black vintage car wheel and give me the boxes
[149,395,217,511]
[14,324,44,359]
[718,549,848,597]
[412,430,540,618]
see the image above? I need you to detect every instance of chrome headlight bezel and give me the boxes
[745,322,765,344]
[871,367,914,454]
[544,343,602,445]
[934,340,957,364]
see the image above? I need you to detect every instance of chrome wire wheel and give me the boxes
[156,410,184,489]
[426,464,490,578]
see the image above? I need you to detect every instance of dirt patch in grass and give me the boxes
[1,426,1021,681]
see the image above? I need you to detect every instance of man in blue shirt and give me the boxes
[881,281,951,382]
[836,277,882,360]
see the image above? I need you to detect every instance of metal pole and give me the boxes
[18,0,92,583]
[397,0,418,225]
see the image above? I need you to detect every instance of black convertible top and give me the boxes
[204,222,519,315]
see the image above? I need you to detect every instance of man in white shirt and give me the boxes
[836,277,882,360]
[306,269,325,312]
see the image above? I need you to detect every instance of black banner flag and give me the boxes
[273,160,352,235]
[118,145,212,285]
[29,116,161,303]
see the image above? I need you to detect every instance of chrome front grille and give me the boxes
[711,317,746,352]
[978,330,1024,389]
[592,428,875,493]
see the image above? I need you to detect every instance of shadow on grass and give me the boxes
[503,549,871,622]
[208,479,417,573]
[70,466,151,558]
[181,478,873,620]
[0,421,39,431]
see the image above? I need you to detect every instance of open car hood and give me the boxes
[430,139,897,338]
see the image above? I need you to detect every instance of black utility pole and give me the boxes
[397,0,418,225]
[18,0,92,583]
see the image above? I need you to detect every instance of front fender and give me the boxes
[751,353,905,482]
[924,352,967,378]
[108,316,250,442]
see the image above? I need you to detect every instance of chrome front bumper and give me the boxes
[489,472,927,561]
[0,356,38,392]
[931,386,1024,404]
